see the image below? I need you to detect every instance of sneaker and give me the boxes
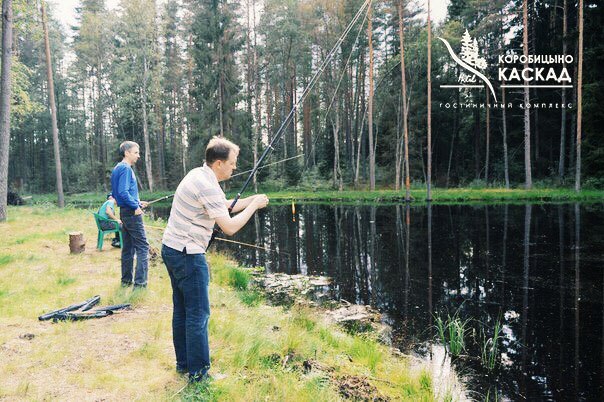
[133,284,147,290]
[111,240,121,248]
[121,281,132,288]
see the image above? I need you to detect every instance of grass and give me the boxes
[480,318,503,371]
[434,311,471,358]
[0,206,434,401]
[28,186,604,207]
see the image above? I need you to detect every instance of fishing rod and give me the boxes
[227,0,372,213]
[146,194,174,206]
[144,154,304,205]
[214,237,289,256]
[230,154,304,179]
[144,224,287,256]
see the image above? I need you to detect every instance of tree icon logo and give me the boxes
[460,30,487,70]
[438,30,497,102]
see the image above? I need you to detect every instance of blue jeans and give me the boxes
[120,211,149,286]
[161,245,211,376]
[99,220,122,241]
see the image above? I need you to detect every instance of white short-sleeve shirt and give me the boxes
[162,164,229,254]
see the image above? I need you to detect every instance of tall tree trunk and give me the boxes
[245,0,252,117]
[157,100,166,189]
[447,87,459,188]
[570,38,578,173]
[575,0,583,191]
[531,0,539,162]
[485,90,490,182]
[395,94,402,191]
[332,116,342,190]
[185,34,196,175]
[94,66,107,191]
[41,1,64,207]
[0,0,12,221]
[252,0,260,191]
[218,50,224,137]
[523,0,533,189]
[354,57,365,187]
[397,0,410,201]
[502,87,510,188]
[426,0,432,200]
[367,2,375,190]
[142,55,154,192]
[474,102,481,179]
[559,0,567,181]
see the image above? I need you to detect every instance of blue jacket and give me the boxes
[110,162,140,211]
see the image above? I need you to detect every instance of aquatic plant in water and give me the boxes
[480,318,502,371]
[434,310,470,357]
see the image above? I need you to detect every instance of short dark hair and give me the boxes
[205,136,239,165]
[106,193,113,200]
[119,141,139,157]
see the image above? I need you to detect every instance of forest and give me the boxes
[0,0,602,201]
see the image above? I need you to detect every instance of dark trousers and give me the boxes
[161,245,211,376]
[99,220,121,241]
[120,210,149,286]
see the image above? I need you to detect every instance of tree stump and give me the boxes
[69,232,85,254]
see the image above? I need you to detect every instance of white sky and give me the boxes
[52,0,450,39]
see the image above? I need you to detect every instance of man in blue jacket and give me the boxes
[110,141,149,288]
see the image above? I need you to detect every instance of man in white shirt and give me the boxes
[161,136,268,382]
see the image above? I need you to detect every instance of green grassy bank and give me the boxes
[27,187,604,207]
[0,207,434,401]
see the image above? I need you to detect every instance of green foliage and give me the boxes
[348,337,383,372]
[480,318,502,371]
[228,268,251,291]
[0,254,14,266]
[238,289,264,307]
[434,310,470,357]
[56,276,76,286]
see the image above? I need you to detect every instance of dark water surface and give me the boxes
[149,202,603,401]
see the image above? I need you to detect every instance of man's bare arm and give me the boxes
[105,205,121,223]
[225,195,258,213]
[216,195,268,235]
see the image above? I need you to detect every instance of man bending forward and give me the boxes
[161,136,269,382]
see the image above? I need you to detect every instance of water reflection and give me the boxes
[149,202,603,400]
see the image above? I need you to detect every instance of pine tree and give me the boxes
[0,0,13,221]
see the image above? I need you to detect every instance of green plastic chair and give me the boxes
[93,213,123,250]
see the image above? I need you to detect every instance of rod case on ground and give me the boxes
[38,295,100,321]
[51,303,131,321]
[52,310,111,322]
[80,295,101,311]
[94,303,131,312]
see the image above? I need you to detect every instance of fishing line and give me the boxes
[144,224,287,255]
[230,154,304,179]
[228,0,372,212]
[303,2,371,172]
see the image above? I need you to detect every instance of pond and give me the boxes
[148,202,603,400]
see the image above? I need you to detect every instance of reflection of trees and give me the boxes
[558,205,565,387]
[427,202,433,353]
[207,203,600,400]
[574,203,580,398]
[521,204,532,395]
